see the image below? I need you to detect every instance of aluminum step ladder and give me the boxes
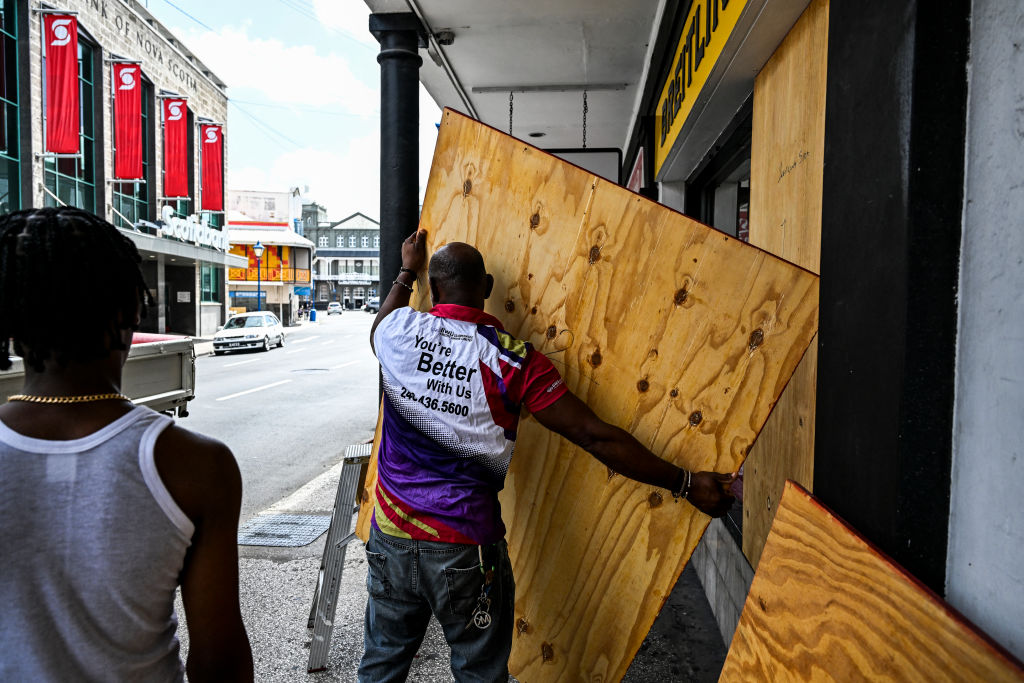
[307,443,372,673]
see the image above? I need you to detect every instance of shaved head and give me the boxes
[428,242,492,308]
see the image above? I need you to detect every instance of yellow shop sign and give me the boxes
[654,0,748,177]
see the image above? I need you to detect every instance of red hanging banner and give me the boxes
[163,98,189,198]
[113,63,142,179]
[200,124,224,211]
[44,14,80,154]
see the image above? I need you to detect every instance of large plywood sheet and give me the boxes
[745,0,828,569]
[722,481,1024,681]
[357,109,819,681]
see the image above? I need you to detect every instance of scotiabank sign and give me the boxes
[654,0,747,177]
[137,206,229,251]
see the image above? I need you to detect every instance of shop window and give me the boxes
[200,264,221,303]
[0,0,21,214]
[348,235,356,247]
[318,235,327,248]
[113,79,152,229]
[684,99,752,243]
[44,37,98,213]
[330,260,339,276]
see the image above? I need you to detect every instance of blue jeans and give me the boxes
[358,525,515,683]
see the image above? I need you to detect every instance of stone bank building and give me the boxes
[1,0,242,336]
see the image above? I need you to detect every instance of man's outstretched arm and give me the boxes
[532,391,736,517]
[370,229,428,352]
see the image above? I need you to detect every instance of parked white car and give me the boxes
[327,302,344,315]
[213,312,285,355]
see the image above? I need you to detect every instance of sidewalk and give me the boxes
[175,459,727,681]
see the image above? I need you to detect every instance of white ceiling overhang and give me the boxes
[363,0,665,153]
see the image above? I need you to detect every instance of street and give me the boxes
[184,311,379,522]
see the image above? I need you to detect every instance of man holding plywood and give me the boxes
[360,229,735,682]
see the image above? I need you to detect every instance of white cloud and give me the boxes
[313,0,376,47]
[229,132,381,221]
[171,25,376,114]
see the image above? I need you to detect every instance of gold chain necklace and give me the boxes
[7,393,132,404]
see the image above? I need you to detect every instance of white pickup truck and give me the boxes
[0,334,195,417]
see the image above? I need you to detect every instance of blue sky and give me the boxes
[142,0,440,221]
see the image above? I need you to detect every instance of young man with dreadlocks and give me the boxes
[0,207,253,682]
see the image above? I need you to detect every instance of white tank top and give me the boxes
[0,406,193,682]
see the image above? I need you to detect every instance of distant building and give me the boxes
[306,212,380,309]
[228,188,303,223]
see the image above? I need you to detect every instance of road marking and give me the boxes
[320,340,335,347]
[290,335,320,345]
[331,360,360,370]
[215,379,292,402]
[223,358,259,368]
[285,348,304,355]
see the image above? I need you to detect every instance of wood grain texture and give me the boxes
[744,0,828,569]
[721,481,1024,682]
[357,109,820,682]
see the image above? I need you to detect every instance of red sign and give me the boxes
[163,98,189,197]
[113,64,143,179]
[44,14,79,154]
[200,124,224,211]
[627,147,644,193]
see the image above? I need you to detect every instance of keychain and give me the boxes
[467,546,496,630]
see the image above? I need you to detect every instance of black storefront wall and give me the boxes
[815,0,970,593]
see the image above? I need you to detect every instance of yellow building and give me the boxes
[227,220,314,325]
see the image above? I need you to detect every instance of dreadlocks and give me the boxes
[0,207,151,372]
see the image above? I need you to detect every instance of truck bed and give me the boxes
[0,336,196,417]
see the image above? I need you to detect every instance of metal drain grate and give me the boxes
[237,514,331,547]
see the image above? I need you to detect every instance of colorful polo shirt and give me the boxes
[372,304,568,545]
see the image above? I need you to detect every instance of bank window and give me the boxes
[0,0,21,214]
[361,235,369,247]
[318,235,327,247]
[202,211,223,229]
[112,79,152,229]
[348,235,356,247]
[44,37,98,213]
[336,234,343,248]
[200,264,221,303]
[373,235,379,248]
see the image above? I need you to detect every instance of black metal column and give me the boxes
[814,0,970,593]
[371,13,425,297]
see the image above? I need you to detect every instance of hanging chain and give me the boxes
[509,91,514,136]
[582,90,589,149]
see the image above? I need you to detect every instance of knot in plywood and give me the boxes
[541,642,555,663]
[670,388,680,398]
[530,212,541,229]
[516,617,530,636]
[505,299,515,312]
[689,411,703,426]
[648,492,663,508]
[589,349,603,367]
[748,328,765,350]
[546,325,557,339]
[674,288,689,305]
[637,379,650,393]
[588,245,601,264]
